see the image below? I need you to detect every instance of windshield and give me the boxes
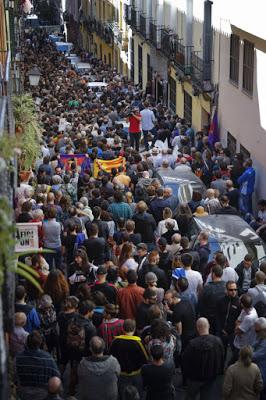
[164,181,193,203]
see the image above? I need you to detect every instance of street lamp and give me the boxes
[27,66,41,86]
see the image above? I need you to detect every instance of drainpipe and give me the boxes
[203,0,212,82]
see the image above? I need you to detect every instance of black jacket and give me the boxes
[217,295,241,335]
[83,237,107,265]
[137,264,168,290]
[182,334,224,381]
[132,212,156,243]
[235,262,257,293]
[199,281,226,320]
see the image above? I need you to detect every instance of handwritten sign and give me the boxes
[15,223,41,252]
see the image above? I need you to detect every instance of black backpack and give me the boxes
[254,287,266,317]
[66,318,86,352]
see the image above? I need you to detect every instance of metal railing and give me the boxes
[173,42,193,75]
[125,4,131,25]
[160,28,176,58]
[139,14,147,38]
[131,7,139,31]
[0,50,10,97]
[149,21,159,48]
[191,51,204,84]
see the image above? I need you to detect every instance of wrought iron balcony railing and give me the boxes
[173,41,193,75]
[131,7,139,31]
[191,51,204,85]
[160,28,176,58]
[149,21,160,48]
[125,4,131,25]
[139,13,148,38]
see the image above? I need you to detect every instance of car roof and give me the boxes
[156,169,203,184]
[194,215,262,243]
[156,169,206,193]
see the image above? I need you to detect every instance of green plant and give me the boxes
[12,94,41,170]
[0,198,53,294]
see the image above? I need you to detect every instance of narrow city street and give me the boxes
[0,1,266,400]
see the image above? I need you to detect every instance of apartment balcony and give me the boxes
[106,22,121,47]
[125,4,131,25]
[139,13,149,39]
[191,51,213,92]
[0,50,10,98]
[160,28,176,59]
[149,21,160,49]
[173,41,193,76]
[131,7,139,31]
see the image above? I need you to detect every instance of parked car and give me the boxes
[155,169,207,203]
[191,214,266,268]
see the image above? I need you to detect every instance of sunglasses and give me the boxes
[228,288,237,292]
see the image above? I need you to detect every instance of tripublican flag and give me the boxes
[208,108,219,147]
[93,156,126,178]
[59,154,91,175]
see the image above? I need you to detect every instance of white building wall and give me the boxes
[219,31,266,200]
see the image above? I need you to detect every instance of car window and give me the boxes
[178,183,193,203]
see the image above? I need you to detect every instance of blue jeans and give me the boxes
[142,127,157,150]
[44,247,62,270]
[239,193,253,215]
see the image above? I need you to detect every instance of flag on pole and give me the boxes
[208,109,219,147]
[93,156,126,178]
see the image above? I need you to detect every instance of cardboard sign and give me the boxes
[15,223,41,252]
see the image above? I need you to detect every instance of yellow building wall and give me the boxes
[132,34,151,88]
[169,66,211,130]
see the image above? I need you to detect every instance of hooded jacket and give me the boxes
[77,355,120,400]
[132,212,156,243]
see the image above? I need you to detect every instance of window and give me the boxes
[184,91,192,123]
[240,144,250,160]
[227,132,237,157]
[229,34,240,84]
[242,40,254,95]
[169,76,176,113]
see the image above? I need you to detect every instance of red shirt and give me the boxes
[129,114,141,133]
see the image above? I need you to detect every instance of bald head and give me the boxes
[48,376,62,395]
[196,317,210,335]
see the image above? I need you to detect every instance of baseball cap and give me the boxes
[97,266,107,275]
[137,243,148,251]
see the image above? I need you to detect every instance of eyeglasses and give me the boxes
[228,288,237,292]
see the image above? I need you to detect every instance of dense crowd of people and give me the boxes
[12,29,266,400]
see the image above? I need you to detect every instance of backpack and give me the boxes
[38,306,58,336]
[66,318,86,352]
[254,301,266,318]
[254,286,266,317]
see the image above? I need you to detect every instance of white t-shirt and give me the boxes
[206,267,239,283]
[122,258,138,272]
[184,269,203,298]
[234,307,258,349]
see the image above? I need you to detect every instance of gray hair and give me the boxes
[80,197,88,207]
[32,209,44,220]
[255,317,266,330]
